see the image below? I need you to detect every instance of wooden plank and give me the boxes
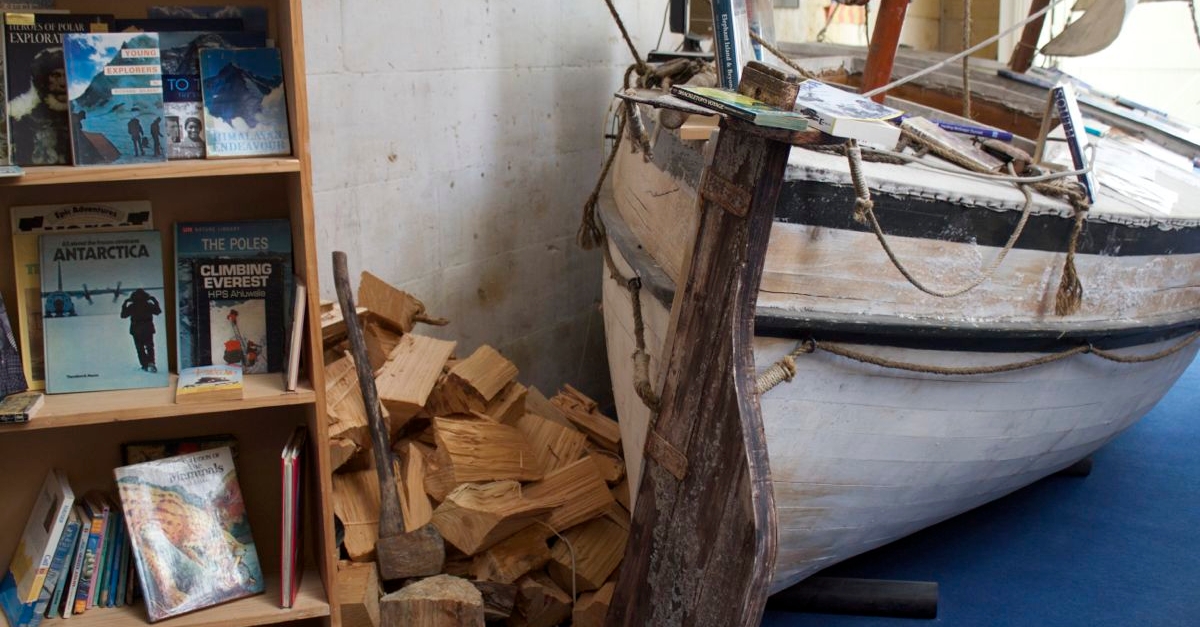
[607,62,790,626]
[0,157,302,187]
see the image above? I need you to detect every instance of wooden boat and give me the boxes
[598,9,1200,622]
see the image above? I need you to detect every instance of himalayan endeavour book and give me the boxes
[6,469,74,604]
[4,12,114,166]
[0,391,43,423]
[114,446,264,622]
[175,364,243,403]
[64,32,166,165]
[39,230,169,393]
[670,85,810,131]
[10,201,153,391]
[174,220,293,374]
[199,47,290,157]
[159,30,267,159]
[0,290,26,398]
[280,426,306,608]
[792,79,904,146]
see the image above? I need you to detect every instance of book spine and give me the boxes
[21,482,72,604]
[32,516,81,622]
[95,509,118,607]
[671,88,755,124]
[73,505,106,614]
[1051,84,1096,203]
[58,511,91,618]
[711,0,740,89]
[931,119,1013,142]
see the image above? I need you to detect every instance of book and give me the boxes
[4,12,114,166]
[792,79,904,146]
[279,426,306,608]
[0,290,26,398]
[32,508,81,619]
[159,30,267,159]
[39,230,169,393]
[10,201,153,390]
[0,2,60,166]
[198,47,290,157]
[6,469,74,604]
[919,118,1013,142]
[114,446,264,622]
[670,85,811,131]
[1051,83,1097,203]
[175,364,243,403]
[56,504,91,618]
[284,276,306,392]
[0,391,43,423]
[174,220,293,374]
[147,5,269,34]
[0,508,79,627]
[901,116,1005,173]
[711,0,753,89]
[64,32,167,165]
[75,492,110,611]
[121,433,240,464]
[115,17,244,32]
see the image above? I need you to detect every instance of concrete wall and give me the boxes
[303,0,674,404]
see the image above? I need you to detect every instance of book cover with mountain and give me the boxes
[64,32,165,166]
[175,220,292,374]
[114,447,263,622]
[147,5,269,34]
[4,12,114,166]
[11,201,153,390]
[159,31,265,159]
[39,230,168,393]
[198,47,290,157]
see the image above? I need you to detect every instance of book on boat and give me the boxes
[114,446,263,622]
[792,79,903,146]
[711,0,754,88]
[671,85,810,131]
[1051,83,1097,203]
[901,116,1005,173]
[175,364,243,404]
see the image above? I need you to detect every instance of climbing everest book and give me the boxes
[10,201,153,390]
[198,47,290,157]
[64,32,166,165]
[174,220,292,374]
[114,446,264,622]
[39,230,168,393]
[158,30,266,159]
[4,12,114,166]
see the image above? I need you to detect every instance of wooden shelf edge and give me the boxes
[0,158,302,186]
[3,375,315,431]
[0,571,330,627]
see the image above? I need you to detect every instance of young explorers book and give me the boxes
[198,47,290,157]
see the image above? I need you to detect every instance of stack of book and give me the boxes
[279,426,307,608]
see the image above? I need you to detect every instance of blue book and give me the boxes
[0,572,40,627]
[198,47,291,157]
[927,119,1013,142]
[174,220,293,373]
[64,32,166,166]
[54,505,92,618]
[1051,83,1097,203]
[148,5,269,34]
[711,0,753,89]
[39,230,168,393]
[1,511,81,627]
[31,511,82,620]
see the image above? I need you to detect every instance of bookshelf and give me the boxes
[0,1,336,626]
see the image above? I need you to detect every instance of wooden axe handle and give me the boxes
[332,252,405,538]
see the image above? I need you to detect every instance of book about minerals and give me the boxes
[39,230,168,393]
[198,47,290,157]
[64,31,166,165]
[114,446,263,622]
[174,220,292,374]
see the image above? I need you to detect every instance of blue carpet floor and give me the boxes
[763,356,1200,627]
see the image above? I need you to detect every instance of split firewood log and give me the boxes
[376,333,456,433]
[430,481,557,555]
[380,574,483,627]
[546,517,628,593]
[508,572,572,627]
[423,416,544,501]
[357,270,448,334]
[427,345,518,414]
[336,560,380,627]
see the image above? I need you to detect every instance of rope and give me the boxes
[603,0,648,78]
[845,142,1037,298]
[962,0,972,119]
[577,108,624,250]
[751,31,817,80]
[863,0,1071,99]
[600,235,662,415]
[1054,200,1088,315]
[861,145,1095,184]
[537,521,577,603]
[816,3,841,43]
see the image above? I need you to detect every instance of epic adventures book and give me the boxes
[159,30,266,159]
[114,446,264,622]
[4,12,114,165]
[11,201,153,390]
[175,220,292,374]
[39,230,168,393]
[198,47,291,157]
[64,32,166,165]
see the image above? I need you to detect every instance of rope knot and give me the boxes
[627,276,642,291]
[853,197,874,226]
[799,338,817,354]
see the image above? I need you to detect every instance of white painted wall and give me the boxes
[302,0,675,402]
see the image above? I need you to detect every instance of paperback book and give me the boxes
[74,491,111,613]
[4,12,114,165]
[0,391,43,423]
[64,32,166,165]
[114,446,264,622]
[159,30,266,159]
[39,230,169,393]
[199,47,291,157]
[711,0,753,89]
[175,364,243,403]
[114,17,244,32]
[0,290,25,398]
[671,85,810,131]
[6,469,74,605]
[1051,83,1097,203]
[792,79,904,146]
[284,275,306,391]
[900,116,1005,173]
[10,201,153,390]
[0,506,80,627]
[175,220,293,374]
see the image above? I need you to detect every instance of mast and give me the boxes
[860,0,910,103]
[1008,0,1051,73]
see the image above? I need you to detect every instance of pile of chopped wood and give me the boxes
[325,272,628,627]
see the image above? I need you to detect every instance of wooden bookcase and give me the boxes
[0,1,337,626]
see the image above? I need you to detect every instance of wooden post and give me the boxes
[605,61,797,627]
[861,0,910,102]
[1008,0,1051,73]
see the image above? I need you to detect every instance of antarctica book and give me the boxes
[198,47,290,157]
[175,220,292,374]
[39,230,168,393]
[64,31,166,165]
[114,446,264,622]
